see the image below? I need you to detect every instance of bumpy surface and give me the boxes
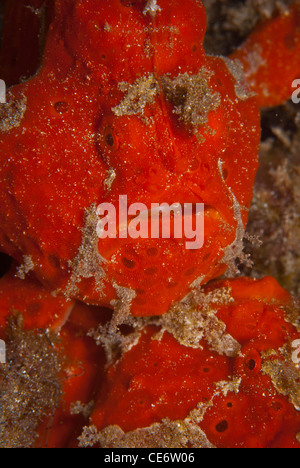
[0,0,260,316]
[35,301,108,448]
[0,269,73,331]
[79,277,300,449]
[0,272,107,448]
[0,274,299,448]
[230,1,300,107]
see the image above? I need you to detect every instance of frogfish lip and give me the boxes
[96,199,224,260]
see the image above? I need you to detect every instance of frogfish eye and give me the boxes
[103,126,119,151]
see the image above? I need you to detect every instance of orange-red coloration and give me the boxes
[35,301,107,448]
[0,272,107,448]
[90,277,300,448]
[0,0,260,316]
[231,2,300,108]
[0,270,73,334]
[206,276,294,347]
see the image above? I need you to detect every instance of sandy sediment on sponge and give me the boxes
[0,316,61,448]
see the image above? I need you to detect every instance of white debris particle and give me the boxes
[88,284,140,364]
[161,68,221,129]
[103,168,116,191]
[0,94,27,132]
[222,57,256,101]
[70,400,94,419]
[64,204,106,299]
[112,74,159,118]
[218,159,252,275]
[143,0,161,17]
[215,377,242,397]
[152,285,240,357]
[109,284,137,333]
[16,255,34,280]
